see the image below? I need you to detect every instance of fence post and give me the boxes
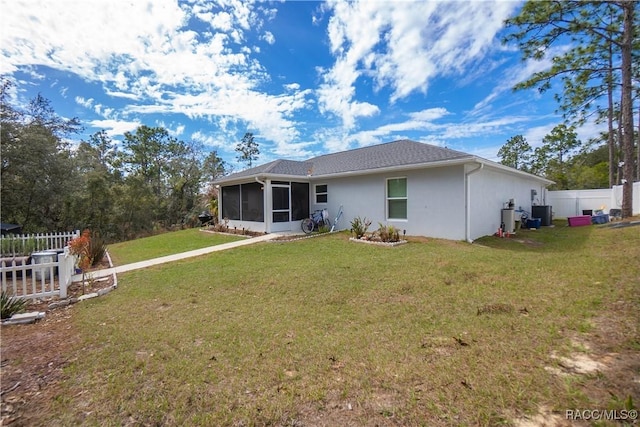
[58,247,75,299]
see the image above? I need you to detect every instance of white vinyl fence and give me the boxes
[0,230,80,300]
[547,182,640,218]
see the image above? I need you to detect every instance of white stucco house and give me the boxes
[213,139,553,241]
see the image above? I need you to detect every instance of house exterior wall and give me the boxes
[310,166,467,240]
[218,163,551,240]
[468,166,550,240]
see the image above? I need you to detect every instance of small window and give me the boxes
[387,178,407,220]
[315,184,328,204]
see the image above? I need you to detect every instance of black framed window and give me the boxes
[315,184,327,204]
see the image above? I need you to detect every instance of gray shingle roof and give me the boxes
[221,159,314,180]
[309,139,472,176]
[217,139,474,182]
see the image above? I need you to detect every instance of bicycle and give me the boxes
[301,209,331,234]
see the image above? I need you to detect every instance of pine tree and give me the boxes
[235,132,260,168]
[504,1,637,216]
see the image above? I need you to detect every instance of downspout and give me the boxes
[465,162,484,243]
[255,176,268,233]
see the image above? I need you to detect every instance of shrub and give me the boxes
[69,230,92,268]
[213,217,230,233]
[0,236,37,257]
[1,291,27,319]
[1,236,15,256]
[350,216,371,239]
[68,229,93,294]
[376,223,401,243]
[89,232,107,267]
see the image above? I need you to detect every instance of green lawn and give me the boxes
[52,223,639,426]
[107,228,246,265]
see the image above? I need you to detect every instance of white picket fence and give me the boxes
[1,250,76,299]
[0,230,80,256]
[0,231,80,300]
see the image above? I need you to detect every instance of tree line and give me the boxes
[498,124,622,191]
[0,80,262,242]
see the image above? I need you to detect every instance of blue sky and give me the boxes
[1,0,603,171]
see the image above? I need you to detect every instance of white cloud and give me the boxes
[206,11,234,31]
[318,0,519,130]
[1,0,314,152]
[261,31,275,45]
[284,83,300,92]
[89,119,141,137]
[192,130,227,150]
[409,108,450,122]
[75,96,94,109]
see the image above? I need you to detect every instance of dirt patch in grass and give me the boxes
[1,306,79,426]
[567,298,640,410]
[1,256,115,426]
[515,296,640,427]
[512,238,545,247]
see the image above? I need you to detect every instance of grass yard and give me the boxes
[49,222,639,426]
[107,228,246,265]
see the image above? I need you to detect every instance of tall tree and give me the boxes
[541,124,581,189]
[165,140,205,227]
[566,142,610,189]
[202,150,228,183]
[619,1,636,215]
[72,131,120,235]
[235,132,259,168]
[529,146,551,177]
[116,126,206,234]
[504,0,637,216]
[498,135,532,170]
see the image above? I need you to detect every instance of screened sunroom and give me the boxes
[219,179,311,233]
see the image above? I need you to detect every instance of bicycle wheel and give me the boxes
[323,218,331,228]
[301,218,314,234]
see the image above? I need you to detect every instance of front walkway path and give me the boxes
[72,233,280,281]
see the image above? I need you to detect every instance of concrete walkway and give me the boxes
[71,233,280,281]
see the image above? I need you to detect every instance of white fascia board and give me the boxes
[215,174,310,186]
